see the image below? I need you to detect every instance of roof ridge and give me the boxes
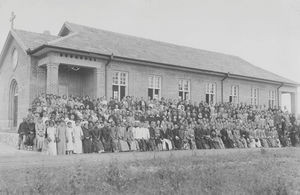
[47,32,78,45]
[14,29,59,38]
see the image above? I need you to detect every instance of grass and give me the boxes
[0,148,300,194]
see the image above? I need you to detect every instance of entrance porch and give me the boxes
[37,52,107,98]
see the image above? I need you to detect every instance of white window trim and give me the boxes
[148,75,161,100]
[230,85,239,103]
[178,79,191,100]
[269,90,276,108]
[251,88,259,106]
[112,71,128,100]
[206,83,216,105]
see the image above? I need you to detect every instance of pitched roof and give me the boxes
[14,22,297,85]
[14,29,59,50]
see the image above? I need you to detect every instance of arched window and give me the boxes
[8,79,18,128]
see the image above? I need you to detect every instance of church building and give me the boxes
[0,22,298,132]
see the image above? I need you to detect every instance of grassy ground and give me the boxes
[0,148,300,194]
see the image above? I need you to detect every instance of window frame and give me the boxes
[230,85,239,104]
[269,90,276,108]
[178,79,191,100]
[148,75,161,100]
[112,71,128,100]
[205,83,216,105]
[251,87,259,106]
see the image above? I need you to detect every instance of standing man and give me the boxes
[17,118,29,150]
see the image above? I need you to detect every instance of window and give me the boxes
[206,83,216,105]
[178,79,190,100]
[251,88,259,106]
[112,71,128,100]
[148,75,161,100]
[229,85,239,104]
[269,90,276,108]
[12,48,18,70]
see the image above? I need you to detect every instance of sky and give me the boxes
[0,0,299,112]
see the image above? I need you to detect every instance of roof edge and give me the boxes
[27,44,299,86]
[0,30,30,70]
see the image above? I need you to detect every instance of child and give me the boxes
[66,121,75,155]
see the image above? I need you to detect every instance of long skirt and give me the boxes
[173,138,182,150]
[119,140,129,152]
[73,139,83,154]
[57,139,66,155]
[92,140,104,152]
[195,138,204,149]
[47,141,57,156]
[82,139,93,153]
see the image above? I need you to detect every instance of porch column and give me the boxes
[95,64,106,98]
[46,63,59,95]
[291,92,298,114]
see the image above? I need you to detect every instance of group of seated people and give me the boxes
[17,93,300,155]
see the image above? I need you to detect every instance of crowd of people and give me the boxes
[17,93,300,155]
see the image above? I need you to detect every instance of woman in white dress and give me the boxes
[73,120,83,154]
[46,121,57,156]
[66,121,75,155]
[35,117,46,152]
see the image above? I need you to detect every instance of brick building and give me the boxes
[0,22,298,132]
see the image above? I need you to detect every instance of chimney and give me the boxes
[43,30,51,35]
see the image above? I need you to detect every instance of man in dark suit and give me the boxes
[17,118,29,150]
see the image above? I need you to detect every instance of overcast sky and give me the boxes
[0,0,299,111]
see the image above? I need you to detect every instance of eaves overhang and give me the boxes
[27,44,300,87]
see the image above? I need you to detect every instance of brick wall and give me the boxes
[0,38,31,132]
[107,61,284,105]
